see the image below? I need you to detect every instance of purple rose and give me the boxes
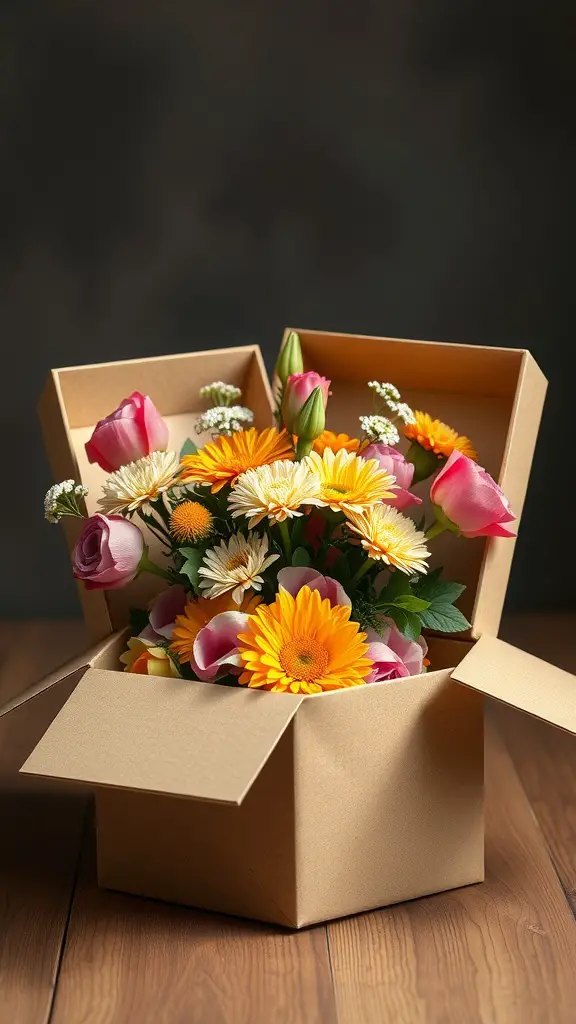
[72,513,144,590]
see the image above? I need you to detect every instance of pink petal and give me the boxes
[277,566,323,597]
[193,611,249,679]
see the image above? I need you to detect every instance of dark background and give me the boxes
[1,2,574,617]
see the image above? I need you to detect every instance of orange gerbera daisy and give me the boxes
[170,592,260,664]
[312,430,360,456]
[404,411,478,461]
[179,427,294,493]
[237,586,373,694]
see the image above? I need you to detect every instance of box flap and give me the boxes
[0,631,125,718]
[20,668,304,804]
[451,635,576,735]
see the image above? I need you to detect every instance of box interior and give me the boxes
[50,347,273,631]
[292,329,528,634]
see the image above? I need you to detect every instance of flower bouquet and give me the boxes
[45,332,515,694]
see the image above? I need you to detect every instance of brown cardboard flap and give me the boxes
[0,631,125,718]
[20,668,303,804]
[451,635,576,735]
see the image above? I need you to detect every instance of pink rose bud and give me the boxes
[282,372,331,433]
[361,443,422,511]
[430,451,516,538]
[72,513,144,590]
[85,391,169,472]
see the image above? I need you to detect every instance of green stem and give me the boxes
[424,520,447,541]
[295,438,313,460]
[138,549,173,582]
[277,519,292,563]
[350,557,375,587]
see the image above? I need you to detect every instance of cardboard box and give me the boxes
[4,331,575,929]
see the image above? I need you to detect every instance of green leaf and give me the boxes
[129,606,150,635]
[392,594,430,613]
[180,438,198,458]
[330,555,352,587]
[416,570,465,605]
[290,516,310,550]
[177,546,202,590]
[385,607,422,642]
[420,603,471,634]
[378,571,411,603]
[292,546,311,567]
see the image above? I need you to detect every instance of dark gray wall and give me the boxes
[1,2,574,616]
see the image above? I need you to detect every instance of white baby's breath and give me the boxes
[368,381,401,402]
[359,415,400,446]
[199,381,242,407]
[44,480,88,522]
[196,405,254,439]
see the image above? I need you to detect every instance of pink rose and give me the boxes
[282,372,331,433]
[139,585,187,643]
[192,611,249,681]
[85,391,169,472]
[277,566,351,607]
[361,444,422,511]
[366,617,428,681]
[430,451,516,538]
[72,513,144,590]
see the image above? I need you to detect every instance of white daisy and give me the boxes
[228,459,323,528]
[98,450,180,515]
[198,533,280,603]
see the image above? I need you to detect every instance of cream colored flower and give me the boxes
[228,459,323,528]
[98,450,180,515]
[346,504,430,574]
[198,533,280,603]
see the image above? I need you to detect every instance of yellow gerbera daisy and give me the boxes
[171,592,260,664]
[312,430,360,456]
[98,450,180,515]
[237,586,373,694]
[305,448,396,514]
[346,504,430,575]
[179,427,294,493]
[404,411,478,461]
[228,459,323,528]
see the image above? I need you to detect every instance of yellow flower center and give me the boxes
[324,483,349,497]
[169,501,213,542]
[226,551,250,571]
[279,635,329,682]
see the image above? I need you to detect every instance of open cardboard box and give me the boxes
[3,329,575,929]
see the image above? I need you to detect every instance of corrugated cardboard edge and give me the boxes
[38,370,113,640]
[471,351,548,638]
[452,635,576,735]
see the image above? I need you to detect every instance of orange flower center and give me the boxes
[279,635,329,682]
[226,551,250,571]
[169,501,213,542]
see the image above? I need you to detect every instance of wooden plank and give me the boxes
[50,837,337,1024]
[496,614,576,914]
[327,717,576,1024]
[0,623,88,1024]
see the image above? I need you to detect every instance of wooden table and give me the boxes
[1,617,575,1024]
